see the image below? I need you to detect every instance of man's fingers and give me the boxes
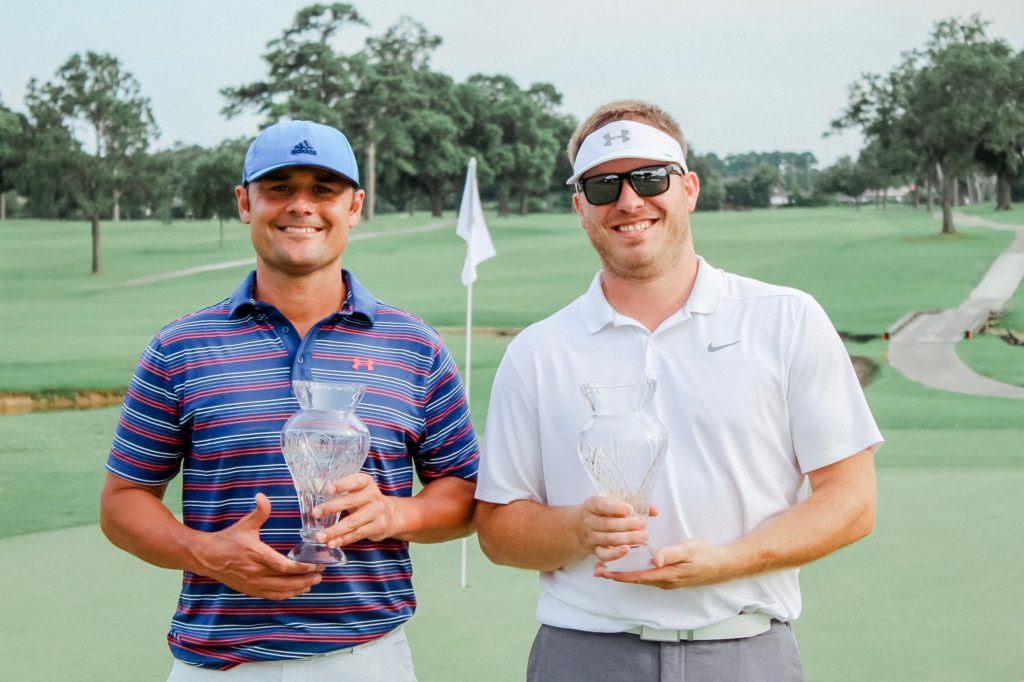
[584,496,634,517]
[653,541,697,568]
[594,545,630,562]
[254,543,324,574]
[235,493,272,531]
[326,472,373,496]
[256,573,324,601]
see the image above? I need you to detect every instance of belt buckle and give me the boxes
[640,626,682,643]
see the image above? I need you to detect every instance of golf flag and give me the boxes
[456,158,495,286]
[455,157,494,588]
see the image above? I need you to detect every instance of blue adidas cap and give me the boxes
[242,120,360,187]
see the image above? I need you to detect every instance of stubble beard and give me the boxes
[585,213,691,283]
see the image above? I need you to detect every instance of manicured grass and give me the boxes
[2,467,1021,681]
[1,206,1015,391]
[2,205,1023,681]
[960,203,1024,225]
[956,336,1024,390]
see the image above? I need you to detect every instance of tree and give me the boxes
[725,163,781,208]
[834,15,1020,233]
[909,31,1014,232]
[460,75,564,216]
[183,139,248,246]
[26,52,157,272]
[973,49,1024,211]
[222,3,365,130]
[814,156,870,206]
[0,97,28,220]
[687,149,725,211]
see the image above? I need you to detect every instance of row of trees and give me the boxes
[3,7,1021,273]
[832,15,1024,233]
[0,4,574,273]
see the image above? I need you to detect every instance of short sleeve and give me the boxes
[106,336,186,485]
[475,341,547,504]
[786,297,883,474]
[415,342,479,482]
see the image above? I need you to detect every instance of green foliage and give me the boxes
[22,51,157,271]
[834,14,1024,229]
[724,162,781,208]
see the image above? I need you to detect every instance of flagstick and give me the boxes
[460,280,473,589]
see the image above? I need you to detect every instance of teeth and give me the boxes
[615,220,651,233]
[281,226,320,233]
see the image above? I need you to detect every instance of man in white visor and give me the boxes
[475,100,881,681]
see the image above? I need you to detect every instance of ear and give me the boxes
[683,173,701,213]
[236,185,251,224]
[572,191,582,216]
[348,189,366,227]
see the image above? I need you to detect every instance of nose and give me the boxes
[615,180,644,211]
[286,189,315,215]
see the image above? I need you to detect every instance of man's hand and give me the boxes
[574,496,653,564]
[595,539,732,589]
[313,473,400,547]
[192,493,324,601]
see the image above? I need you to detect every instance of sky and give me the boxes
[3,0,1024,168]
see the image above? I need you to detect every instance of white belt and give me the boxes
[625,613,773,642]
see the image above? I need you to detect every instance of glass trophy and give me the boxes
[578,378,668,571]
[280,380,370,564]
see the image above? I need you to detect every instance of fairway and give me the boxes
[2,206,1023,680]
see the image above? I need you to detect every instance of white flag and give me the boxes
[456,158,496,286]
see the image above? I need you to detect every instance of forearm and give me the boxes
[723,449,877,579]
[390,477,478,543]
[99,474,203,572]
[476,499,591,572]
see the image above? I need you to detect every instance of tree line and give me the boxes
[1,7,1021,273]
[831,15,1024,233]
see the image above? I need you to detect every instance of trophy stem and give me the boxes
[603,544,655,572]
[287,542,348,565]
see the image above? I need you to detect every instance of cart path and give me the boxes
[888,212,1024,399]
[94,219,454,289]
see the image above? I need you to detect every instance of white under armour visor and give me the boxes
[567,120,688,185]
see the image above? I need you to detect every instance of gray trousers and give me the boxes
[527,621,804,682]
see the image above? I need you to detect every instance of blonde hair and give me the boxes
[567,99,687,165]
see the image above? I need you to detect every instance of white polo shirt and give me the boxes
[477,257,882,632]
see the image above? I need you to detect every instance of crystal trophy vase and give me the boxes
[281,380,371,564]
[578,378,668,572]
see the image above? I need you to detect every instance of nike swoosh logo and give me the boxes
[707,340,741,353]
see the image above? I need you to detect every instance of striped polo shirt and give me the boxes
[106,270,479,669]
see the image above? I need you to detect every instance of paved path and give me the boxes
[96,219,454,288]
[888,212,1024,399]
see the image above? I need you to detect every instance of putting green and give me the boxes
[2,467,1021,681]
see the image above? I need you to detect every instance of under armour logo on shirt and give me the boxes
[352,358,375,371]
[603,130,631,146]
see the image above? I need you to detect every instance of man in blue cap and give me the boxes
[100,120,479,680]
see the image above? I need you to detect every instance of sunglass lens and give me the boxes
[583,176,622,205]
[630,167,670,197]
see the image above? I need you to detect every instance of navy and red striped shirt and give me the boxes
[106,270,479,668]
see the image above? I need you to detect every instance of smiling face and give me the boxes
[573,156,700,283]
[236,167,365,280]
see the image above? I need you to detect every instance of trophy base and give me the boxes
[287,542,347,565]
[603,545,655,572]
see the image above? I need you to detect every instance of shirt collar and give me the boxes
[579,256,722,334]
[227,269,378,325]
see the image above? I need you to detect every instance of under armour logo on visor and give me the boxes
[291,140,317,155]
[352,358,375,371]
[603,130,631,146]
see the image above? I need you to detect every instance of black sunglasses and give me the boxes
[575,164,685,206]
